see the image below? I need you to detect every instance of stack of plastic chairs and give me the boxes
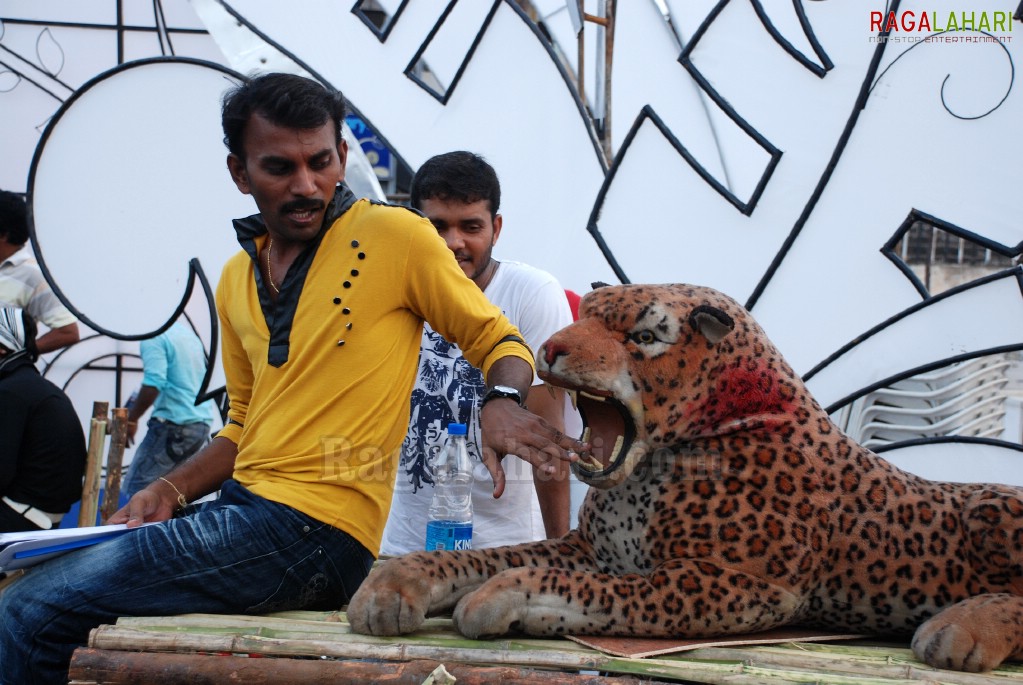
[840,355,1012,450]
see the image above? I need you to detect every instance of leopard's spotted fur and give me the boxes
[349,284,1023,672]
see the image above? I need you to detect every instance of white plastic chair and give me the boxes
[838,355,1013,449]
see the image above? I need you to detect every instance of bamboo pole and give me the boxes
[100,407,128,522]
[87,625,618,670]
[578,1,615,165]
[68,650,647,685]
[78,402,108,527]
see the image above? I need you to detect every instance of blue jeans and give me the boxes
[121,418,210,497]
[0,479,374,684]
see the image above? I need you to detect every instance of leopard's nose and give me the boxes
[542,340,569,367]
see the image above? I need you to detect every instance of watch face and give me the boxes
[485,385,522,406]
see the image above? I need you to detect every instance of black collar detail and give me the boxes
[232,184,359,367]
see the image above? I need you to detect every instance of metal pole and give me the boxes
[602,0,615,162]
[577,18,585,109]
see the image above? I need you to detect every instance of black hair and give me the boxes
[0,190,29,246]
[221,72,348,159]
[410,151,501,219]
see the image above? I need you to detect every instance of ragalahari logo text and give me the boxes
[869,10,1014,43]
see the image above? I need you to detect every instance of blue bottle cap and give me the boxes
[447,423,467,436]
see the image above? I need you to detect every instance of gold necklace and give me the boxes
[266,238,280,294]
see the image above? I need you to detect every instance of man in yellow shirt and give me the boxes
[0,73,586,683]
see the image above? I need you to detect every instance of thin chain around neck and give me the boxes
[266,238,280,294]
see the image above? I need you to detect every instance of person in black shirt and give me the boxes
[0,307,86,532]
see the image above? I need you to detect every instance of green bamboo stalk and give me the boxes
[111,617,573,655]
[113,612,591,657]
[754,640,1023,675]
[90,626,624,669]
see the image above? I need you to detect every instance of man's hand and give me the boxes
[106,480,179,528]
[479,397,587,498]
[125,420,138,447]
[125,385,160,447]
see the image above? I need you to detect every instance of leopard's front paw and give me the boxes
[347,557,432,636]
[912,596,1022,672]
[913,619,1004,672]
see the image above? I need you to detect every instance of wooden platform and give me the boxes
[68,611,1023,685]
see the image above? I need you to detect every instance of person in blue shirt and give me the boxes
[122,321,216,497]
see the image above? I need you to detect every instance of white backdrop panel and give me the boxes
[805,273,1023,411]
[753,0,1023,371]
[611,0,729,186]
[878,442,1023,486]
[30,59,254,336]
[213,0,612,293]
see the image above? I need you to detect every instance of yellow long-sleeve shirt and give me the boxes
[215,188,533,555]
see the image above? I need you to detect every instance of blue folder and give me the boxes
[0,525,135,572]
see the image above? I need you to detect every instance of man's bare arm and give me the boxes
[35,322,79,354]
[108,436,237,527]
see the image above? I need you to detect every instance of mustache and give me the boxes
[281,199,325,214]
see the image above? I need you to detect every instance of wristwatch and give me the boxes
[481,385,524,409]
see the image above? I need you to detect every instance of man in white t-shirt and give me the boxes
[0,190,80,354]
[381,152,575,555]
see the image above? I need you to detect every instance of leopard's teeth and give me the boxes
[610,434,625,460]
[546,382,557,399]
[567,389,579,411]
[579,391,606,402]
[575,429,621,472]
[577,427,596,471]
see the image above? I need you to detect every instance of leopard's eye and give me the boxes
[631,330,656,344]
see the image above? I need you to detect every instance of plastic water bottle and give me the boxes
[424,423,473,551]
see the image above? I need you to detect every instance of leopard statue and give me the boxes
[348,283,1023,672]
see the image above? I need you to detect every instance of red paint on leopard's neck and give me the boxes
[685,356,801,437]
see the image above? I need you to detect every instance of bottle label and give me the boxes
[425,520,472,551]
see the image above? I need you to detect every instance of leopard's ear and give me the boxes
[689,305,734,344]
[590,281,612,290]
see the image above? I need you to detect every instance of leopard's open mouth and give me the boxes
[557,386,637,484]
